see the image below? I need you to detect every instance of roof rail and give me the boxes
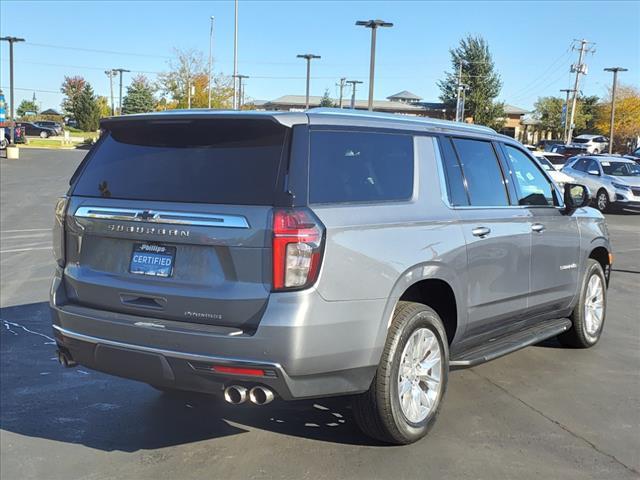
[307,107,497,134]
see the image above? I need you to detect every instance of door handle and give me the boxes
[471,226,491,238]
[531,223,546,233]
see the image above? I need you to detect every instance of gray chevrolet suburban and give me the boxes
[51,109,611,444]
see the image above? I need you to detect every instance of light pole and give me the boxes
[232,0,238,109]
[604,67,628,154]
[355,19,393,111]
[113,68,130,115]
[346,80,363,109]
[1,36,25,145]
[297,54,321,109]
[208,16,215,109]
[105,69,117,116]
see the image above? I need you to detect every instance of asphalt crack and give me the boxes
[471,369,639,476]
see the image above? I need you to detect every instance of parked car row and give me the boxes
[562,155,640,212]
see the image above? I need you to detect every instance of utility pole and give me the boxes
[560,88,575,143]
[105,70,117,116]
[232,0,238,110]
[1,36,25,145]
[113,68,130,115]
[187,76,193,109]
[208,16,215,109]
[337,77,346,108]
[455,61,469,122]
[356,19,393,111]
[604,67,628,154]
[297,54,321,109]
[346,80,363,109]
[566,39,595,144]
[236,74,249,108]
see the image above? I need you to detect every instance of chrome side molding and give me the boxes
[74,206,250,229]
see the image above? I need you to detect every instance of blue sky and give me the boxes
[1,0,639,112]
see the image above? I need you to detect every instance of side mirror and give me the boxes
[562,183,591,215]
[587,169,600,176]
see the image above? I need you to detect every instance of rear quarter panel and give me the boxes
[310,136,468,349]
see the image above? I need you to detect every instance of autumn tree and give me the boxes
[595,84,640,152]
[122,75,156,114]
[158,48,233,109]
[438,35,505,129]
[60,76,86,117]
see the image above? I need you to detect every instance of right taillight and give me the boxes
[53,196,68,267]
[272,208,324,291]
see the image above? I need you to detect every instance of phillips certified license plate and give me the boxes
[129,243,176,277]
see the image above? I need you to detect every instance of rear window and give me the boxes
[72,119,288,205]
[572,138,590,143]
[308,130,414,204]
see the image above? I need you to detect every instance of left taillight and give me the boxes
[53,196,68,267]
[272,208,325,291]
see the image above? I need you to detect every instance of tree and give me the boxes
[438,35,505,129]
[17,99,39,117]
[75,83,100,131]
[60,76,86,117]
[122,75,156,114]
[96,96,111,118]
[533,95,595,138]
[595,84,640,152]
[319,89,335,107]
[578,95,600,134]
[158,48,234,109]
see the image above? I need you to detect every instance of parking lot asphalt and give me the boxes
[1,149,639,480]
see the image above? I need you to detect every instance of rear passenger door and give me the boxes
[441,137,531,339]
[500,144,580,314]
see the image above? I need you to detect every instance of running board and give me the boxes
[450,318,572,369]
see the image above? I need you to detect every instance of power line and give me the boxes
[25,41,171,59]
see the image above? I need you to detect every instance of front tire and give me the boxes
[352,301,449,444]
[40,131,49,139]
[558,259,607,348]
[595,189,610,212]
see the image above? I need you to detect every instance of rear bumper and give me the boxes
[50,271,383,400]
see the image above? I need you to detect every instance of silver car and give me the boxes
[562,155,640,212]
[51,109,611,444]
[571,134,609,154]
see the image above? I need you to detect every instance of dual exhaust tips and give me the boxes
[224,385,274,405]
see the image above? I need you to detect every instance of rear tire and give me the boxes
[352,301,449,444]
[558,259,607,348]
[40,131,49,139]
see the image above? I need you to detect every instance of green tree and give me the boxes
[438,35,505,129]
[576,95,600,134]
[17,99,39,117]
[319,89,335,107]
[533,96,595,138]
[75,83,100,131]
[122,75,156,114]
[60,75,86,117]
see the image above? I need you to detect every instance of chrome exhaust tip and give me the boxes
[249,386,274,405]
[224,385,248,404]
[57,349,77,368]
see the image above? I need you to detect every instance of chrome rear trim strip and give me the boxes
[74,206,250,228]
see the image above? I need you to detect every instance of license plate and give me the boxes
[130,243,176,277]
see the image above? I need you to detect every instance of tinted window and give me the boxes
[440,138,469,206]
[504,145,555,206]
[72,119,287,205]
[308,130,414,204]
[452,138,509,206]
[586,159,600,173]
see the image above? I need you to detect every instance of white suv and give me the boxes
[571,134,609,154]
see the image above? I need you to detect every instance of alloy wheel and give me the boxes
[397,327,442,423]
[584,274,604,337]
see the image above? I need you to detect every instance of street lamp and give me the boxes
[113,68,130,115]
[208,16,215,109]
[604,67,628,154]
[1,36,25,145]
[355,19,393,111]
[346,79,363,109]
[297,54,321,109]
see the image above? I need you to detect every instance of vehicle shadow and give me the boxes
[0,302,378,452]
